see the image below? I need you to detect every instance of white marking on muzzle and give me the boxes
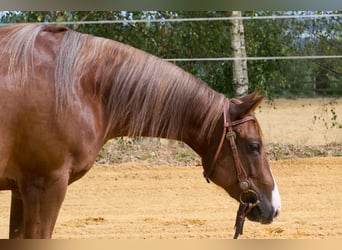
[271,171,281,217]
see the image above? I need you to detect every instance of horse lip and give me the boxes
[247,213,273,224]
[246,210,260,222]
[260,217,273,225]
[246,206,274,224]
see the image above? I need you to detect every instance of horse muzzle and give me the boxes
[245,199,279,224]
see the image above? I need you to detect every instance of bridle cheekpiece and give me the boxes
[203,99,260,206]
[202,98,263,239]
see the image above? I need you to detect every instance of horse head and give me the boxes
[202,90,281,226]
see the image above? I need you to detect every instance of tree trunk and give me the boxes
[228,11,249,97]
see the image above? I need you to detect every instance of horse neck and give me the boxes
[81,40,226,150]
[102,85,222,150]
[99,78,224,154]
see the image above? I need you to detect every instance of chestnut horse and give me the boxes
[0,24,281,239]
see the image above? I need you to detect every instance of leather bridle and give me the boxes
[203,99,260,207]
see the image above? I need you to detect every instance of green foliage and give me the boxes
[243,11,342,98]
[1,11,341,98]
[313,99,342,129]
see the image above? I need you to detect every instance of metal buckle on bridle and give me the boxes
[239,180,249,192]
[226,131,236,140]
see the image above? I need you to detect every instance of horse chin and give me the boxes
[246,207,274,225]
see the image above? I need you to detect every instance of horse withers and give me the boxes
[0,24,281,239]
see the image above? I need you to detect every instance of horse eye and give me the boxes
[248,143,261,153]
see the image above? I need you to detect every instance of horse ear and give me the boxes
[237,89,260,103]
[233,91,265,118]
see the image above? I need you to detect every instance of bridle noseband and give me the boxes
[203,99,260,207]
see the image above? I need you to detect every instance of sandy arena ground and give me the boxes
[0,98,341,239]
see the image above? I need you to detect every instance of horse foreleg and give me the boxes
[20,175,68,239]
[9,190,24,239]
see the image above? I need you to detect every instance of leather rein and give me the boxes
[203,99,260,206]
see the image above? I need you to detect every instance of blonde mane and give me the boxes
[0,24,227,140]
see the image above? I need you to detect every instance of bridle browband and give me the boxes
[203,99,260,207]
